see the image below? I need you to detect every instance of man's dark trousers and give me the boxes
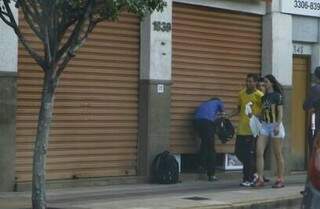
[195,119,216,177]
[235,135,256,182]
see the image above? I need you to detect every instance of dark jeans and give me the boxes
[235,135,256,182]
[194,119,216,177]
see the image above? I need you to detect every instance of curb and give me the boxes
[180,195,302,209]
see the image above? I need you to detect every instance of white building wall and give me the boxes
[174,0,266,15]
[312,44,320,74]
[140,0,172,81]
[311,21,320,74]
[262,12,293,86]
[280,0,320,75]
[292,16,318,43]
[0,6,18,73]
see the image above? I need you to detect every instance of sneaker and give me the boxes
[240,181,252,187]
[263,176,270,183]
[252,174,269,183]
[252,180,265,187]
[208,176,218,182]
[272,180,285,189]
[252,173,258,183]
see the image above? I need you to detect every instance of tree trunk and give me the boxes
[32,73,56,209]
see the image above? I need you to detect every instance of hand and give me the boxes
[217,112,228,118]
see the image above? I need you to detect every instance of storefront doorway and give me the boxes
[291,56,309,171]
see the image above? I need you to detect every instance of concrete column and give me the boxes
[0,6,18,191]
[262,9,293,175]
[138,0,172,178]
[262,12,292,85]
[312,44,320,77]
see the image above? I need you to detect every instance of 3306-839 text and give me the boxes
[294,0,320,10]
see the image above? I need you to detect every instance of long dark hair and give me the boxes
[264,74,283,95]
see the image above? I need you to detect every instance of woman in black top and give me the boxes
[254,75,285,188]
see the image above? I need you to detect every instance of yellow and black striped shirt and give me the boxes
[261,92,283,123]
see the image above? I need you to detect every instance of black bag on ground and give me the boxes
[152,151,179,184]
[215,117,235,144]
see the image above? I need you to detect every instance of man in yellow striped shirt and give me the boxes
[231,74,263,187]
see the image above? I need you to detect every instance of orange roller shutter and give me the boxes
[171,3,262,154]
[16,13,140,182]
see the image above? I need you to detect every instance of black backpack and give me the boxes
[215,118,235,144]
[152,151,179,184]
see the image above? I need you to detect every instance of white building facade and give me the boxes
[0,0,318,191]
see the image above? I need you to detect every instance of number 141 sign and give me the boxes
[281,0,320,17]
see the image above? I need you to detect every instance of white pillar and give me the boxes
[261,5,293,174]
[140,0,172,81]
[0,8,18,73]
[138,0,173,177]
[0,4,18,191]
[262,12,292,86]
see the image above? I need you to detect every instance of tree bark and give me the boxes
[32,72,56,209]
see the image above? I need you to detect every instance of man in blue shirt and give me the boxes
[194,97,224,181]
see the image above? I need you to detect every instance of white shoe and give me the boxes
[240,181,252,187]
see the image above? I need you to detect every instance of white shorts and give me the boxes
[260,122,285,139]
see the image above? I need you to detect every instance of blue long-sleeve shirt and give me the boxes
[194,99,224,122]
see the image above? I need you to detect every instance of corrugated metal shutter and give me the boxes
[171,3,262,154]
[16,13,140,182]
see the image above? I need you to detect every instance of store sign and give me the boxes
[281,0,320,17]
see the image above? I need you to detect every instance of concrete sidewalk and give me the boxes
[0,174,306,209]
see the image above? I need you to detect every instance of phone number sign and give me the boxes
[281,0,320,17]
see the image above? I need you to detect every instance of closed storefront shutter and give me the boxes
[171,3,262,154]
[16,13,140,182]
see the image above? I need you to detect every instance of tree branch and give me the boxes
[49,2,59,66]
[42,1,53,68]
[2,0,46,69]
[19,0,44,41]
[0,10,14,27]
[54,1,96,80]
[57,5,79,46]
[55,20,97,81]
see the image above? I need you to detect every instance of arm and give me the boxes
[306,109,314,129]
[216,102,227,118]
[276,105,283,124]
[229,92,242,118]
[255,92,264,118]
[229,105,240,118]
[273,104,283,136]
[273,93,283,135]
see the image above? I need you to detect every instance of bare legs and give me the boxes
[256,135,269,182]
[272,138,284,181]
[256,135,284,184]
